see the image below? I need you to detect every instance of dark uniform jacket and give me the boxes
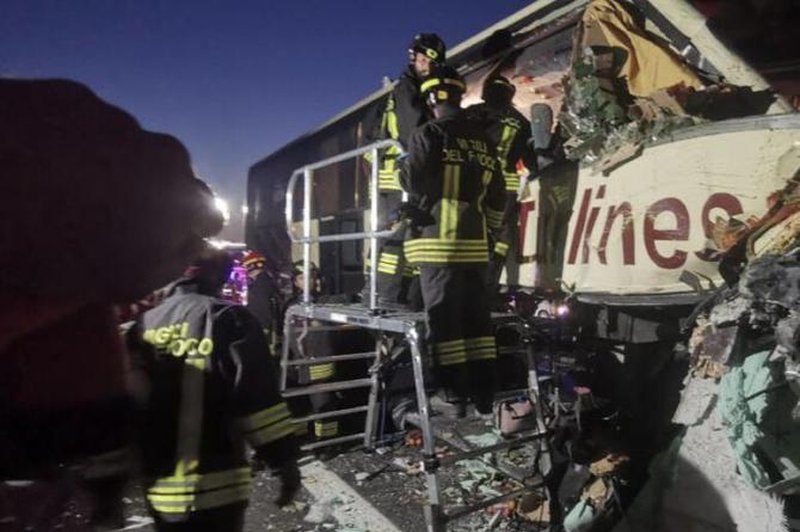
[465,102,536,192]
[129,280,297,520]
[400,108,506,265]
[373,66,432,192]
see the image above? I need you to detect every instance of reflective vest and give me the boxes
[132,282,296,520]
[401,111,506,265]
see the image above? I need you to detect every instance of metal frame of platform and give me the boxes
[280,142,551,531]
[280,303,551,532]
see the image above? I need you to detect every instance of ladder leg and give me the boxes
[280,313,293,393]
[408,325,445,532]
[363,338,383,450]
[525,341,551,476]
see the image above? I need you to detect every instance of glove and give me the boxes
[389,202,435,229]
[274,460,301,507]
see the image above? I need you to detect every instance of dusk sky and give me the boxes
[1,1,534,239]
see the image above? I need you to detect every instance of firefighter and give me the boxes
[243,250,281,352]
[400,65,506,413]
[127,249,300,531]
[466,75,537,292]
[285,261,341,442]
[365,33,446,309]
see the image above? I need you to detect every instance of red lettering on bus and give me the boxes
[598,202,634,265]
[695,192,744,261]
[643,197,690,269]
[567,188,592,265]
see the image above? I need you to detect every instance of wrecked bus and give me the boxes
[245,0,800,528]
[246,0,799,316]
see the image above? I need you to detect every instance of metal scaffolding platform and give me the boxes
[280,143,551,531]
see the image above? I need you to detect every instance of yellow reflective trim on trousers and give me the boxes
[406,252,488,260]
[405,238,487,250]
[405,253,489,264]
[439,352,468,366]
[247,417,296,447]
[148,484,252,514]
[309,363,334,381]
[314,420,339,438]
[237,402,290,432]
[468,348,497,361]
[494,241,510,256]
[464,336,496,348]
[295,422,310,436]
[150,467,252,493]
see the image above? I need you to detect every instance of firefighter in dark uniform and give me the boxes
[466,75,537,292]
[400,65,506,413]
[285,261,340,441]
[366,33,446,308]
[242,250,281,353]
[127,250,300,532]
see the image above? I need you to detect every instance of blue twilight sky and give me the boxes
[1,1,534,238]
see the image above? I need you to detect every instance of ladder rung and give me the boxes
[300,433,365,452]
[291,406,369,424]
[291,324,360,332]
[282,378,373,397]
[283,351,377,366]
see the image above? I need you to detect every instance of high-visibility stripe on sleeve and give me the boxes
[485,207,504,230]
[503,171,521,192]
[494,241,510,257]
[377,252,400,275]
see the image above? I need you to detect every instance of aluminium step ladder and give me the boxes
[281,142,552,531]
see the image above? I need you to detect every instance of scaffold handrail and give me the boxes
[284,139,405,310]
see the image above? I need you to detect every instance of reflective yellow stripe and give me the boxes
[485,206,504,230]
[247,417,296,447]
[237,402,295,447]
[237,403,290,432]
[498,125,514,162]
[420,77,467,93]
[405,238,489,264]
[406,252,488,263]
[386,100,399,140]
[150,467,251,494]
[440,164,460,240]
[464,336,496,361]
[405,251,489,264]
[309,363,334,381]
[378,251,400,275]
[148,483,252,514]
[464,336,496,348]
[503,172,520,192]
[494,241,510,256]
[405,239,487,250]
[314,420,339,438]
[147,467,253,514]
